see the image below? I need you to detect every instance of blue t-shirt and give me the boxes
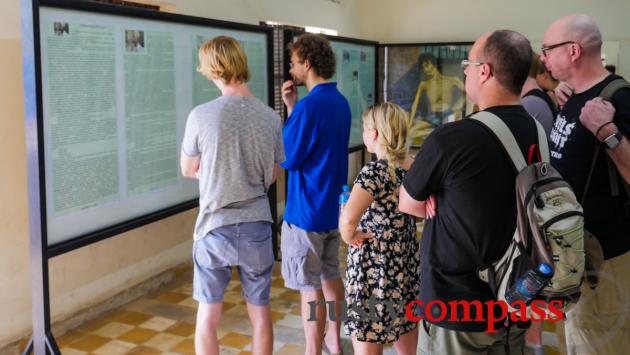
[281,82,351,232]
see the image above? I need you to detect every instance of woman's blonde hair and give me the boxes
[362,102,412,182]
[197,36,250,83]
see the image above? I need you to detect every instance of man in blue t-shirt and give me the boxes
[280,33,351,355]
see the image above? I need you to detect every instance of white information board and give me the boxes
[39,6,270,245]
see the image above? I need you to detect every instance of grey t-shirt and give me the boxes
[182,95,284,240]
[521,94,555,138]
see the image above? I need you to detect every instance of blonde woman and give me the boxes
[339,103,420,355]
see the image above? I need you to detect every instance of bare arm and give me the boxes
[339,185,375,245]
[282,80,297,116]
[555,81,574,107]
[607,139,630,183]
[580,97,630,184]
[398,185,427,218]
[180,152,201,179]
[271,163,282,184]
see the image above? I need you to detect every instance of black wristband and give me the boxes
[595,121,615,140]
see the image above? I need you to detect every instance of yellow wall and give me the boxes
[0,27,198,345]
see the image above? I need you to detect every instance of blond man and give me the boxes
[181,36,284,355]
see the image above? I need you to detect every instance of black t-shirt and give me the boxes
[549,75,630,259]
[403,105,539,331]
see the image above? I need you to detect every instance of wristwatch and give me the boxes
[602,131,623,149]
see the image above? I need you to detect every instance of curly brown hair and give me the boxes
[289,33,336,79]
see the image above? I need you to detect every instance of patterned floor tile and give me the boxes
[57,330,87,348]
[126,345,163,355]
[142,303,196,323]
[153,292,190,304]
[143,333,186,352]
[140,317,178,332]
[271,278,285,288]
[66,334,110,352]
[177,297,198,309]
[113,310,154,326]
[123,297,161,313]
[80,318,111,332]
[219,332,252,349]
[280,291,302,302]
[269,286,287,299]
[58,348,88,355]
[92,339,136,354]
[275,314,303,330]
[170,338,195,354]
[224,290,247,304]
[118,327,159,344]
[92,322,134,339]
[165,322,196,337]
[32,260,566,355]
[219,346,243,355]
[270,310,287,323]
[276,343,306,354]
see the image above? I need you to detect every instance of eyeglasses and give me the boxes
[289,59,304,69]
[461,59,485,69]
[540,41,576,56]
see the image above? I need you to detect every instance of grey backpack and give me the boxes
[471,112,585,311]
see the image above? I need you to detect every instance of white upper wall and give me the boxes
[358,0,630,43]
[174,0,363,37]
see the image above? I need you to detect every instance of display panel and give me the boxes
[379,43,472,146]
[39,4,270,246]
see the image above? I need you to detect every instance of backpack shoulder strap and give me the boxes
[599,78,630,101]
[597,77,630,204]
[470,111,549,172]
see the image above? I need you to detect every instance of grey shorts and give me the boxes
[193,221,274,306]
[280,221,341,291]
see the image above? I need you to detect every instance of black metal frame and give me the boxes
[21,0,275,353]
[379,41,474,47]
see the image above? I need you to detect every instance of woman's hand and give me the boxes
[349,229,375,247]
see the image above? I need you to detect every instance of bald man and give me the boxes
[542,14,630,355]
[400,30,537,354]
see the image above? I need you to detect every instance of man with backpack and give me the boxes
[399,30,538,354]
[542,14,630,354]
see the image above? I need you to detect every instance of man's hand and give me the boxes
[580,97,616,138]
[554,81,574,107]
[281,80,297,113]
[425,195,437,219]
[349,229,375,248]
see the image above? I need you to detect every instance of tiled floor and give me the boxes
[18,239,565,354]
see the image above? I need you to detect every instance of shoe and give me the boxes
[322,341,343,355]
[322,333,343,355]
[525,342,544,355]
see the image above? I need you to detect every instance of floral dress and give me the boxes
[344,160,420,343]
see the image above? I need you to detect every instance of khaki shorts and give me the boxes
[418,320,526,355]
[280,221,341,291]
[564,250,630,355]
